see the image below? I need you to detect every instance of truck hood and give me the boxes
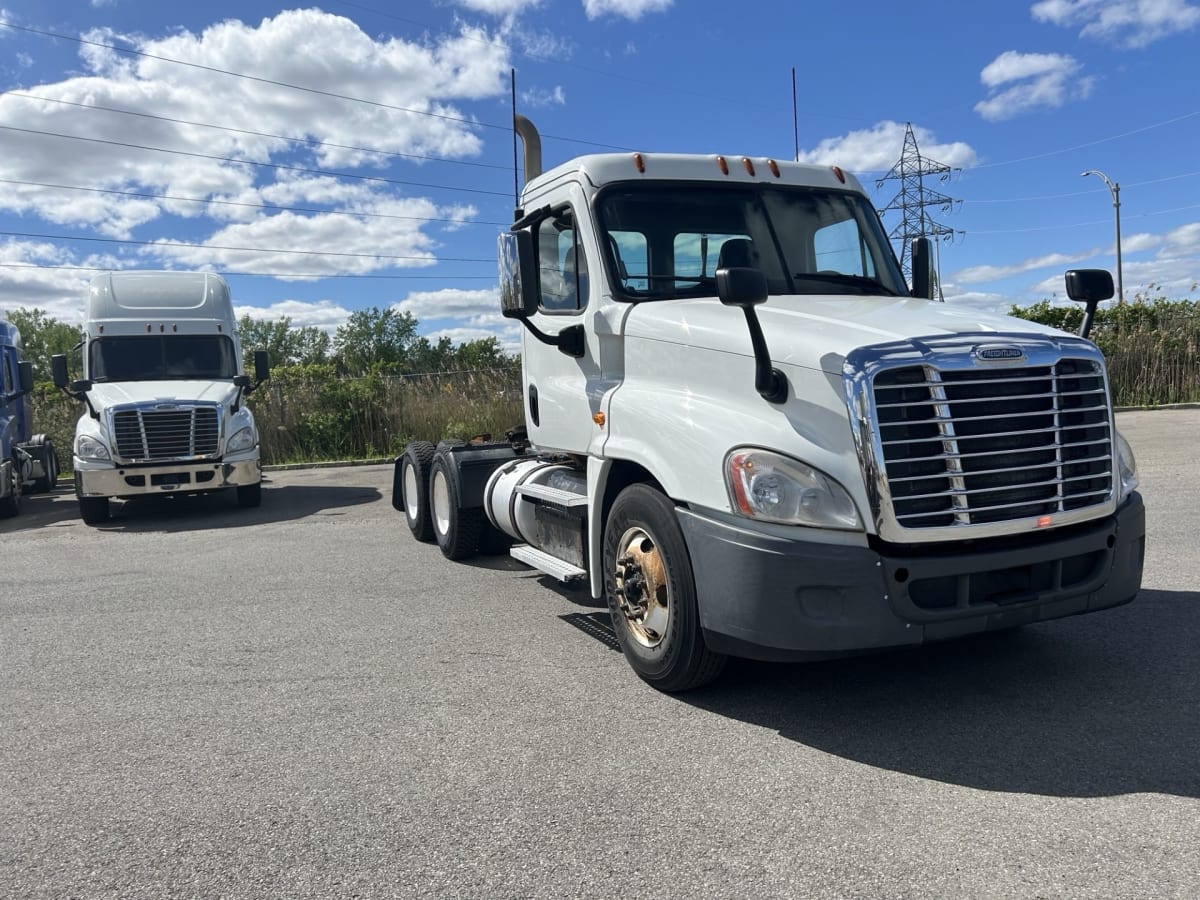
[623,295,1070,372]
[86,380,241,410]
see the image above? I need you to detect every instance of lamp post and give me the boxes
[1081,169,1124,304]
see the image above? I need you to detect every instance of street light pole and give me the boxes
[1082,169,1124,304]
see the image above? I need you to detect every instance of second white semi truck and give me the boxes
[53,271,269,525]
[394,118,1145,692]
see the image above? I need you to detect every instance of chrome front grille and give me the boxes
[846,335,1116,542]
[112,406,220,461]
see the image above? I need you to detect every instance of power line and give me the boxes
[0,19,633,152]
[0,230,496,262]
[0,262,496,279]
[0,20,505,132]
[0,178,511,227]
[3,91,513,171]
[0,125,512,198]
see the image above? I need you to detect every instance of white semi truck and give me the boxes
[394,118,1145,692]
[53,271,269,525]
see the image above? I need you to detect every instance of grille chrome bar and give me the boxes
[844,334,1116,543]
[111,405,221,463]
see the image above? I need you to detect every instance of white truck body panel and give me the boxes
[67,271,263,516]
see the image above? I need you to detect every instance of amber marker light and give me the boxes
[632,153,645,173]
[742,157,755,176]
[593,412,606,428]
[728,452,756,516]
[831,165,846,184]
[716,155,729,175]
[767,159,781,178]
[1037,515,1053,528]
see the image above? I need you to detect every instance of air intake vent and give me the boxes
[873,358,1112,530]
[112,407,220,461]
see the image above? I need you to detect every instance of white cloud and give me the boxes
[393,287,499,321]
[233,298,353,332]
[455,0,543,14]
[520,85,566,108]
[974,51,1093,121]
[583,0,673,20]
[0,9,512,249]
[796,121,977,173]
[954,250,1088,285]
[1032,0,1200,48]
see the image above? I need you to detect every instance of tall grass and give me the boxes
[28,306,1199,475]
[1010,298,1200,407]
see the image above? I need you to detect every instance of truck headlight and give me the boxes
[725,448,862,530]
[1115,429,1138,501]
[226,426,255,454]
[76,434,111,461]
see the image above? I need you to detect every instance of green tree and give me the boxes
[1,308,82,382]
[238,315,331,369]
[333,307,420,375]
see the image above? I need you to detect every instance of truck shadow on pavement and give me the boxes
[0,478,381,533]
[683,588,1200,799]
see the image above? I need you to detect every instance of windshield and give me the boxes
[596,182,909,301]
[89,335,238,382]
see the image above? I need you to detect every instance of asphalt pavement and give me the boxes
[1,409,1197,899]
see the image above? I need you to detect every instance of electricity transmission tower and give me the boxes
[876,123,958,295]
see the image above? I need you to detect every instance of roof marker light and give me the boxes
[742,157,755,176]
[633,153,645,173]
[831,165,846,184]
[716,155,729,175]
[767,159,781,178]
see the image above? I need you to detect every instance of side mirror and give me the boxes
[716,267,768,308]
[498,231,537,319]
[17,359,34,394]
[233,374,251,388]
[1064,269,1114,339]
[51,354,70,390]
[254,350,270,385]
[911,237,934,299]
[716,266,786,404]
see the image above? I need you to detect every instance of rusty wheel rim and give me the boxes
[613,526,671,649]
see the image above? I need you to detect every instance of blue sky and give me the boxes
[1,0,1197,352]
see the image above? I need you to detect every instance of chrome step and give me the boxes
[510,544,587,582]
[514,482,588,507]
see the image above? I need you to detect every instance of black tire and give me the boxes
[79,496,110,525]
[33,442,59,493]
[0,458,19,518]
[603,483,726,692]
[236,481,262,508]
[429,451,482,560]
[398,441,436,542]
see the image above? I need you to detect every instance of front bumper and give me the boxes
[74,457,261,499]
[678,492,1145,662]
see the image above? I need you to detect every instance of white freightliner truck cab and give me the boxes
[52,271,269,525]
[394,118,1144,692]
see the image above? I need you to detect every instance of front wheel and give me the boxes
[429,451,481,560]
[603,483,726,692]
[79,496,110,525]
[236,481,262,508]
[0,459,20,518]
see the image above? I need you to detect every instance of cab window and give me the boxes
[535,210,587,313]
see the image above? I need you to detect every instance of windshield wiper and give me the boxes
[792,272,900,296]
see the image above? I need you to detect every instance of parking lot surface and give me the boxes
[1,410,1197,899]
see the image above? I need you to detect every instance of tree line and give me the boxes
[1,305,519,381]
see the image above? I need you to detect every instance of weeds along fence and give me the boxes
[245,366,525,464]
[29,366,525,471]
[1009,300,1200,407]
[26,311,1200,473]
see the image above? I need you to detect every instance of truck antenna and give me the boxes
[791,67,799,162]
